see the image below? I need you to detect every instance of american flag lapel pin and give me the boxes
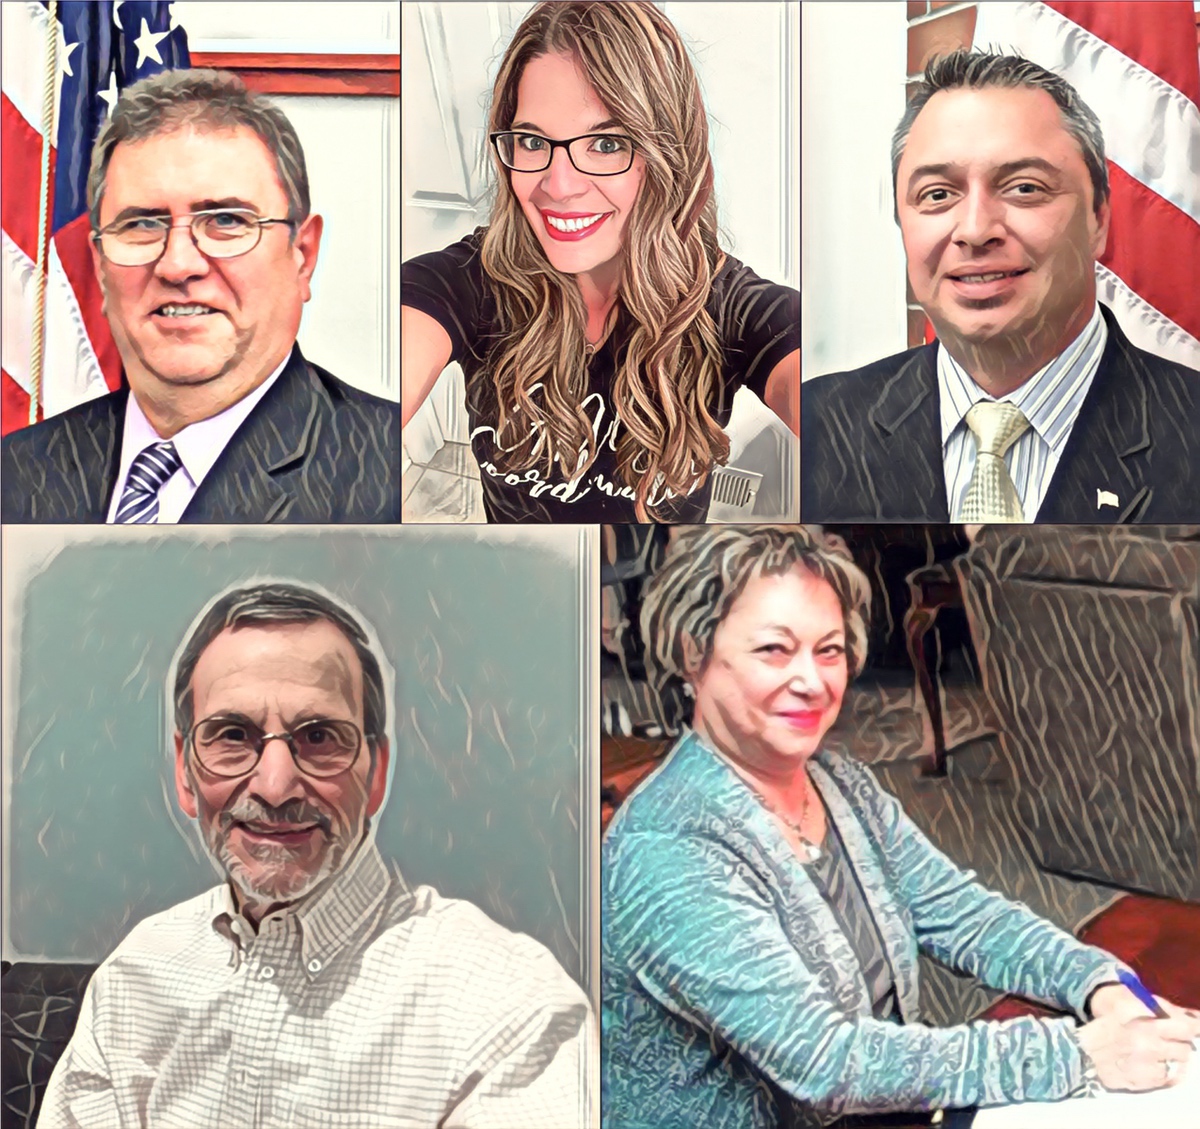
[1097,488,1119,509]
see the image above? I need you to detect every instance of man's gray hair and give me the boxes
[88,68,310,232]
[173,583,387,754]
[891,49,1109,218]
[639,526,872,724]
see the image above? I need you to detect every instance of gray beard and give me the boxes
[214,827,348,909]
[185,765,369,916]
[192,810,346,914]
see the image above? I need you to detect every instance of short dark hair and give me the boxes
[892,49,1109,219]
[173,584,387,754]
[88,68,311,232]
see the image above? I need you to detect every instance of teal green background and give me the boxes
[7,528,589,990]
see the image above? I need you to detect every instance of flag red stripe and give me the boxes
[1,93,56,264]
[1045,1,1200,109]
[1102,161,1200,343]
[1,368,34,436]
[54,215,123,392]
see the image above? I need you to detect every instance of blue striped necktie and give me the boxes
[114,441,182,524]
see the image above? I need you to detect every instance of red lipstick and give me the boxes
[539,209,613,242]
[779,710,823,731]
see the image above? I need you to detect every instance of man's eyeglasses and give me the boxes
[490,131,637,176]
[188,716,367,779]
[92,209,295,267]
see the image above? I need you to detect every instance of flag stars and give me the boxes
[133,17,170,69]
[56,24,80,79]
[98,70,120,118]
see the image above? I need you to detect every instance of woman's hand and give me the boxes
[1088,982,1200,1023]
[1076,1010,1200,1091]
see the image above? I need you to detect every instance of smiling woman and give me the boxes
[402,1,799,523]
[602,524,1200,1128]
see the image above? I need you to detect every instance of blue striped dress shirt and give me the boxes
[939,305,1107,521]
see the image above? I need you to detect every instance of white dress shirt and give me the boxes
[105,355,289,524]
[37,834,593,1128]
[939,304,1108,522]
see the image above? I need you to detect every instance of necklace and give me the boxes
[699,732,825,861]
[584,327,609,357]
[765,785,823,862]
[585,305,619,357]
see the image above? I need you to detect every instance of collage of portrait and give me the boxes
[1,3,1198,1129]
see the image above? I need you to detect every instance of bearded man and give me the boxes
[37,583,591,1129]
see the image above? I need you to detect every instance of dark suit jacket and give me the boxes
[801,305,1199,522]
[1,346,400,522]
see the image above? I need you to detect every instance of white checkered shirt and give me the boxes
[939,303,1107,521]
[37,836,594,1129]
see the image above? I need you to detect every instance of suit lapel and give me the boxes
[1038,310,1154,523]
[181,348,324,523]
[866,346,951,521]
[47,393,126,520]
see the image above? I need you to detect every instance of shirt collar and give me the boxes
[937,304,1107,454]
[120,351,291,490]
[210,826,399,979]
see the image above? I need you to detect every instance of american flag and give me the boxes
[1,0,190,436]
[970,0,1200,371]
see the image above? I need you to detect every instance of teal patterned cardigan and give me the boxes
[601,732,1127,1128]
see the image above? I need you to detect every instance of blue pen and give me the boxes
[1117,969,1170,1018]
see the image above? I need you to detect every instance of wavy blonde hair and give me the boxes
[479,1,729,517]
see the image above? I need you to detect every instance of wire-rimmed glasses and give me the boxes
[188,716,367,779]
[92,209,296,267]
[490,131,637,176]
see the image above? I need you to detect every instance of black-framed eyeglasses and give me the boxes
[188,716,367,779]
[490,131,637,176]
[92,209,296,267]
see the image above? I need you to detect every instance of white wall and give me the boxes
[801,2,908,381]
[176,1,399,399]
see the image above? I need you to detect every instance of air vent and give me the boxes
[710,466,763,512]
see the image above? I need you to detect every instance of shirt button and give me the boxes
[307,958,322,974]
[260,966,275,980]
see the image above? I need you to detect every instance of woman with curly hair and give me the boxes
[402,2,798,522]
[602,525,1200,1127]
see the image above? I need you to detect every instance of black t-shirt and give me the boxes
[402,228,798,522]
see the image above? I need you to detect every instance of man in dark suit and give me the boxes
[802,51,1198,524]
[2,69,399,523]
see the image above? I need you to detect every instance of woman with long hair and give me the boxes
[402,2,798,522]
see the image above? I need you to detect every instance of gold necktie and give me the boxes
[959,402,1030,522]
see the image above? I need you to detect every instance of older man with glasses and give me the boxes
[36,583,592,1129]
[1,69,400,524]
